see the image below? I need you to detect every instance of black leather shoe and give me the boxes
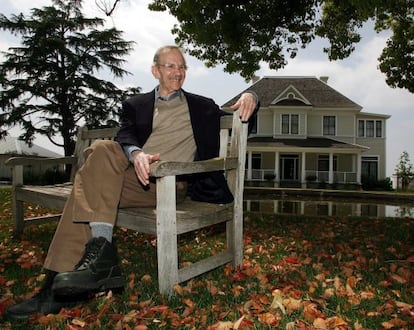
[4,272,79,321]
[52,237,124,296]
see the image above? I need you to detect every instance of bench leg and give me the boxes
[232,204,244,266]
[12,198,25,237]
[156,176,178,296]
[11,165,25,237]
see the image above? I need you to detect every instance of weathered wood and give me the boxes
[156,175,179,294]
[6,156,76,167]
[80,127,119,140]
[6,110,248,296]
[23,214,62,225]
[11,164,24,235]
[178,250,233,283]
[150,157,238,177]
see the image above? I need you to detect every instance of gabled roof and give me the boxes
[222,76,362,110]
[0,136,62,157]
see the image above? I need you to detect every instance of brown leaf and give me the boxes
[209,321,234,330]
[173,284,184,295]
[283,297,302,314]
[133,325,148,330]
[72,318,87,327]
[258,312,280,327]
[232,285,244,297]
[313,317,327,329]
[303,302,326,322]
[390,273,407,284]
[141,274,151,283]
[360,290,375,300]
[381,318,408,329]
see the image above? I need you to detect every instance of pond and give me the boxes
[244,199,414,218]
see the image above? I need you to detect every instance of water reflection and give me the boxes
[244,199,414,218]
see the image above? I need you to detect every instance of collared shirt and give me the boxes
[155,86,183,101]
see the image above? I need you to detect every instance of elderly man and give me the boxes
[5,45,259,321]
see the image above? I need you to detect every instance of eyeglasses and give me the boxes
[157,63,187,71]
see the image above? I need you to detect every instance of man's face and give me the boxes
[151,49,186,97]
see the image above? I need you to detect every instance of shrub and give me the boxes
[361,176,393,191]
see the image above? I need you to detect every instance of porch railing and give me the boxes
[247,169,358,183]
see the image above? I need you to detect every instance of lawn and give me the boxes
[0,187,413,329]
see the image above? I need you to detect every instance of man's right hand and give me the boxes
[132,150,160,186]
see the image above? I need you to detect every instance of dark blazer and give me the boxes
[115,89,258,203]
[115,89,224,162]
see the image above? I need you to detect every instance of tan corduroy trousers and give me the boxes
[43,140,158,272]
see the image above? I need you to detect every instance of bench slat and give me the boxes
[15,183,233,236]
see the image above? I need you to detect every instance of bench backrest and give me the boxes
[71,127,119,180]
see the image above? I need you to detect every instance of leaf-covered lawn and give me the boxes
[0,187,413,329]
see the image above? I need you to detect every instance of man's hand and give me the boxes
[132,150,160,186]
[230,92,257,122]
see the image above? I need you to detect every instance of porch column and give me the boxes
[301,152,306,188]
[356,153,362,184]
[274,151,280,188]
[329,152,334,184]
[247,151,252,180]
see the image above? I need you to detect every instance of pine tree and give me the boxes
[0,0,136,156]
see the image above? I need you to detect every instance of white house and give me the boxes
[222,76,390,189]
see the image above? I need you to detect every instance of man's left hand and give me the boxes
[230,92,257,122]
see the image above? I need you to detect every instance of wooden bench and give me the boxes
[5,111,248,296]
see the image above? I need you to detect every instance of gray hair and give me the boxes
[152,45,186,67]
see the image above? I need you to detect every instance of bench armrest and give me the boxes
[150,157,238,177]
[5,156,77,167]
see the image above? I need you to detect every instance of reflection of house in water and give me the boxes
[244,200,414,218]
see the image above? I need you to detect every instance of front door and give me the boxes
[280,154,299,181]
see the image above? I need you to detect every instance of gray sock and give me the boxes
[90,222,114,243]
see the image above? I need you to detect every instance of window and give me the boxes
[251,153,262,180]
[366,120,374,137]
[318,155,337,171]
[252,153,262,169]
[282,114,289,134]
[358,120,365,137]
[291,115,299,134]
[323,116,335,135]
[281,114,299,135]
[376,120,382,137]
[358,120,383,138]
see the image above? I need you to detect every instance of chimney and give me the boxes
[251,75,260,83]
[319,76,329,83]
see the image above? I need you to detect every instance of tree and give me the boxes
[0,0,137,157]
[148,0,320,79]
[317,0,414,93]
[394,151,414,191]
[144,0,413,92]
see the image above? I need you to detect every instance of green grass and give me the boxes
[0,187,413,329]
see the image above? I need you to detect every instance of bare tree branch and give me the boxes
[95,0,121,16]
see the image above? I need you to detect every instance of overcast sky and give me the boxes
[2,0,413,176]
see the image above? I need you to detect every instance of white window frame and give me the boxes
[323,116,336,136]
[281,114,299,135]
[358,120,383,138]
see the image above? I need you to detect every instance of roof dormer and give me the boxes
[271,85,311,106]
